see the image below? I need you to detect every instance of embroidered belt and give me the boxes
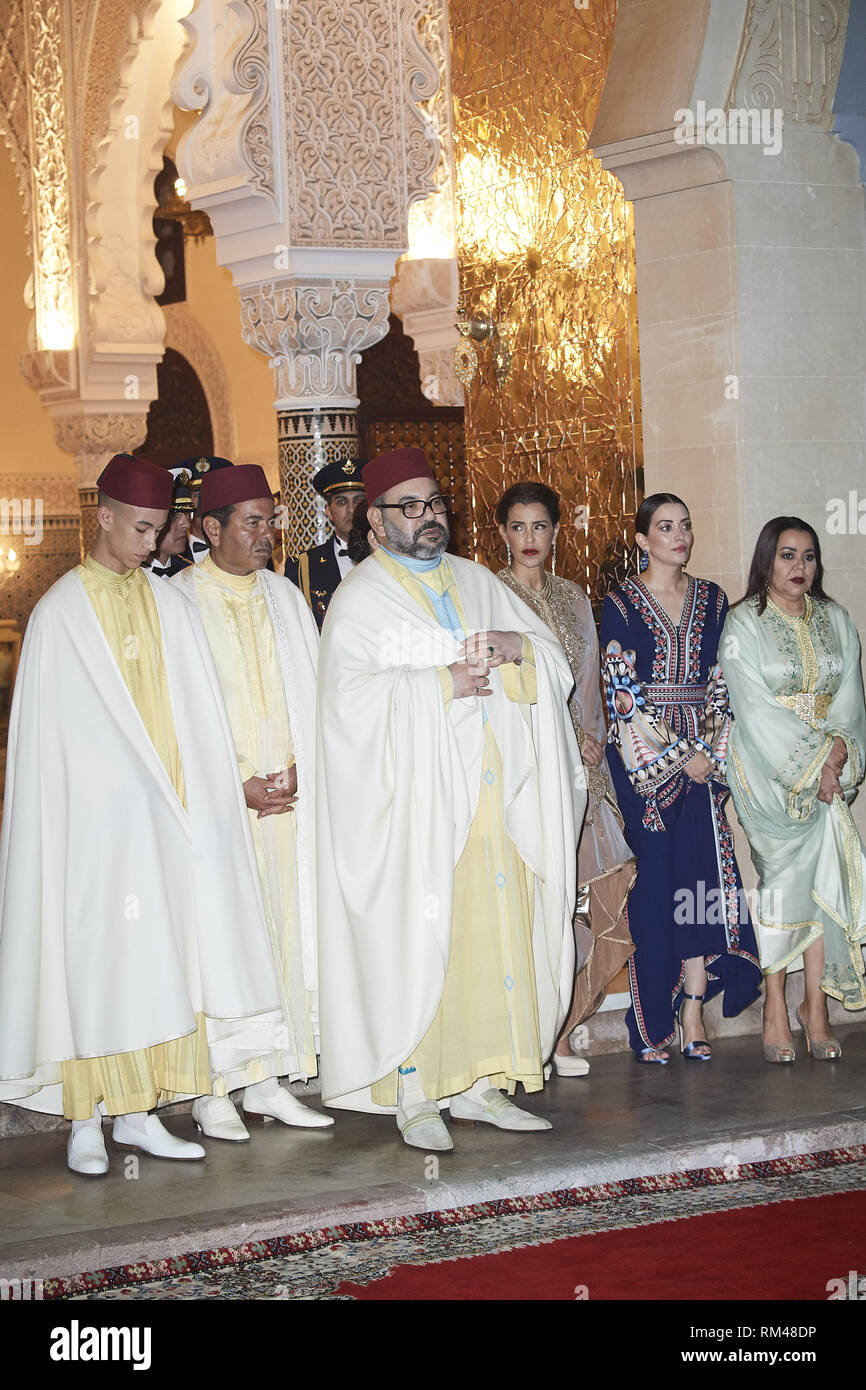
[645,682,707,704]
[776,691,831,724]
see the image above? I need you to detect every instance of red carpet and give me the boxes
[338,1189,866,1301]
[46,1147,866,1301]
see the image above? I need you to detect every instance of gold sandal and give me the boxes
[796,1006,842,1061]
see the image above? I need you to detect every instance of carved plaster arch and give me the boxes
[84,0,193,367]
[162,303,237,459]
[0,0,33,246]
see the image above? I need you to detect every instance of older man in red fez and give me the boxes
[0,455,284,1175]
[317,449,586,1149]
[172,463,330,1137]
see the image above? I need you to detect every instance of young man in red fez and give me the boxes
[317,448,586,1149]
[172,464,330,1137]
[0,455,283,1174]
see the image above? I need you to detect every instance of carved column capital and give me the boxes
[18,348,78,402]
[240,276,391,409]
[51,410,149,489]
[729,0,849,129]
[391,256,463,407]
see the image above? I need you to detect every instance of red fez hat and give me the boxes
[199,464,272,514]
[363,448,436,506]
[97,454,172,510]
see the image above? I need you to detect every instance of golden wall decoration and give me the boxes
[449,0,642,606]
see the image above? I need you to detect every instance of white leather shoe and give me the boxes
[67,1123,109,1176]
[449,1088,552,1132]
[553,1053,590,1077]
[192,1095,250,1142]
[396,1101,453,1151]
[112,1113,205,1160]
[242,1084,334,1129]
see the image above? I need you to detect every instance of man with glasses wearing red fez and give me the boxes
[0,455,283,1176]
[173,464,330,1137]
[317,448,586,1149]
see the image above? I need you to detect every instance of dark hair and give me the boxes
[634,492,689,538]
[201,503,235,529]
[346,506,373,564]
[495,482,561,527]
[736,516,830,613]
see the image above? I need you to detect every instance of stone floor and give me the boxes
[1,1025,864,1285]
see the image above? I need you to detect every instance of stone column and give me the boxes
[172,0,445,547]
[239,277,391,554]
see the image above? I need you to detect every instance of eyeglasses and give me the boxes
[377,495,449,520]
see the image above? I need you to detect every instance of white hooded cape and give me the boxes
[317,553,585,1111]
[0,568,282,1113]
[173,565,320,1007]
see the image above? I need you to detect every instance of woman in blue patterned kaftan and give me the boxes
[600,495,762,1061]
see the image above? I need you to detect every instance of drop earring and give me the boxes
[506,542,512,567]
[552,538,557,574]
[638,547,649,572]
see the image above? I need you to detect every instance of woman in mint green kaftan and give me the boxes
[721,534,866,1028]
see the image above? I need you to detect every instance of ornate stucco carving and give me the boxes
[391,255,463,407]
[233,0,275,205]
[174,0,275,193]
[415,344,464,409]
[729,0,849,126]
[85,0,181,356]
[25,0,75,350]
[52,410,149,488]
[79,0,156,167]
[240,278,392,409]
[282,0,440,247]
[404,0,455,247]
[19,348,78,397]
[175,1,442,255]
[163,303,237,460]
[0,0,32,240]
[387,3,460,405]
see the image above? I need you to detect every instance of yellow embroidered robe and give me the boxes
[370,551,543,1104]
[194,556,316,1087]
[61,558,209,1119]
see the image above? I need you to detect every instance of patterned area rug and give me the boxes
[46,1145,866,1301]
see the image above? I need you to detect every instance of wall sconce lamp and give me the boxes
[454,305,513,389]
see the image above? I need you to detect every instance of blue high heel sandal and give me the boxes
[678,991,712,1061]
[635,1046,669,1064]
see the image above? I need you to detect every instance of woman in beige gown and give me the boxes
[496,481,635,1075]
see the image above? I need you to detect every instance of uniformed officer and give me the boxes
[143,465,196,579]
[176,456,236,567]
[285,457,366,629]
